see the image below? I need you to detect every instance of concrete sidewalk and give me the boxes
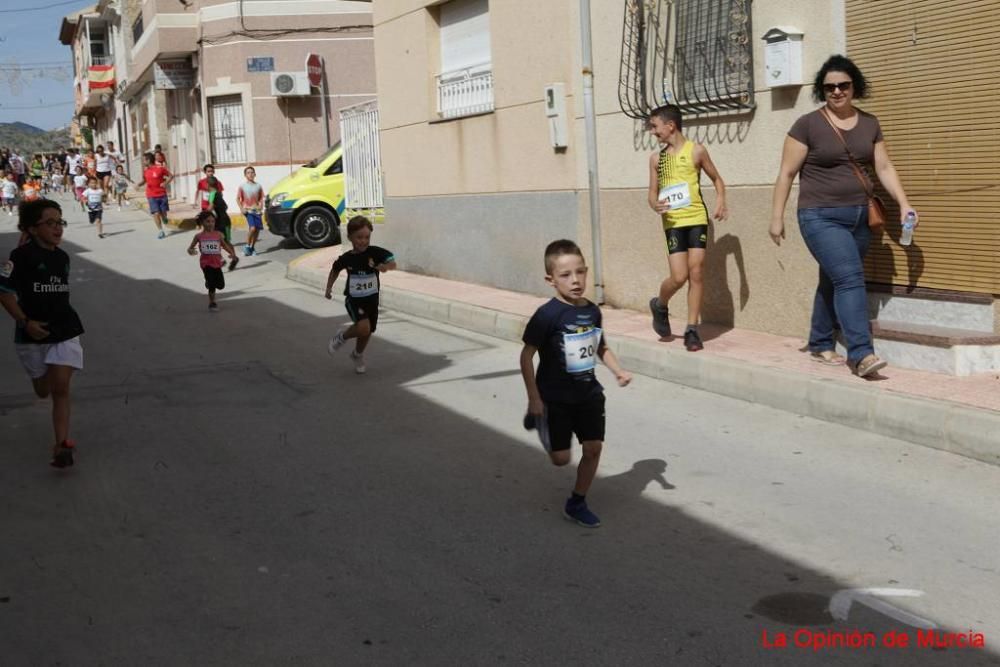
[288,245,1000,467]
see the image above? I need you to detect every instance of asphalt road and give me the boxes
[2,200,999,666]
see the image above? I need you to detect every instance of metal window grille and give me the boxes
[208,95,247,165]
[619,0,754,118]
[436,67,494,119]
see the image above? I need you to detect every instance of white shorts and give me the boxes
[15,336,84,379]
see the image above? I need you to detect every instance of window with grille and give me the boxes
[619,0,754,118]
[208,95,247,164]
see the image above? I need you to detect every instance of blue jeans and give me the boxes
[797,206,873,364]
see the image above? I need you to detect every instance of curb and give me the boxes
[287,255,1000,468]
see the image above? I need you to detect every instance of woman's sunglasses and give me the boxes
[823,81,853,94]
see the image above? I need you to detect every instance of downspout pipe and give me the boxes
[579,0,605,304]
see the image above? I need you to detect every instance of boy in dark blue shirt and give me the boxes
[520,240,631,527]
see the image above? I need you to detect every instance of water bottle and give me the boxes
[900,211,917,246]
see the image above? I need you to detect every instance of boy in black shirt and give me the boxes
[0,199,84,468]
[324,216,396,374]
[520,240,631,527]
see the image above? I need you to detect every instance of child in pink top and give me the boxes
[187,210,237,311]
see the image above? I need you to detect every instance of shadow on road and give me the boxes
[0,231,994,666]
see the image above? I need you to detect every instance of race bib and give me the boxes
[658,182,692,210]
[563,327,602,374]
[349,272,378,297]
[200,239,222,254]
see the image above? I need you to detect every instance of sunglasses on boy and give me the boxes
[37,219,69,228]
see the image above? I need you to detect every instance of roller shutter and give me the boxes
[847,0,999,294]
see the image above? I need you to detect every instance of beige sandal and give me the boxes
[810,350,846,366]
[852,354,887,378]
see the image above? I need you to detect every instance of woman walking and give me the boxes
[770,55,917,378]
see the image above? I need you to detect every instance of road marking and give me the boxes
[829,588,937,629]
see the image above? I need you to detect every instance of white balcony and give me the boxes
[436,66,494,120]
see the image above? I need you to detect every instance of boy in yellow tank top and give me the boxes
[645,105,727,351]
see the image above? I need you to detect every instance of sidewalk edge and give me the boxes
[286,262,1000,467]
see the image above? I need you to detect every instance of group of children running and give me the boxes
[3,103,723,530]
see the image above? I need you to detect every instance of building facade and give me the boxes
[371,0,1000,345]
[63,0,376,204]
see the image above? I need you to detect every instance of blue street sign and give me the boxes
[246,57,275,73]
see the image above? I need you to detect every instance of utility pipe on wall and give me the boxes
[579,0,605,304]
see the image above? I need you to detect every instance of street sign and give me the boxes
[247,57,275,73]
[305,53,323,88]
[154,60,195,89]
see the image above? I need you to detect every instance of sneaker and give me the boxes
[684,328,704,352]
[327,330,347,355]
[98,233,105,239]
[350,350,367,374]
[243,245,252,256]
[247,246,255,256]
[649,297,671,337]
[157,231,166,239]
[208,302,219,312]
[50,440,75,468]
[563,499,601,528]
[228,257,239,272]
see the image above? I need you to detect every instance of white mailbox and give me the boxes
[544,83,568,149]
[761,27,804,88]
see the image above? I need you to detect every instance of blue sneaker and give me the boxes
[157,231,166,239]
[243,245,253,256]
[564,499,601,528]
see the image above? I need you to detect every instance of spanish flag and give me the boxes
[88,65,115,89]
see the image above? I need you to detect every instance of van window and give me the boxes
[325,157,343,176]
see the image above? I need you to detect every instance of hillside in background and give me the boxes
[0,123,72,154]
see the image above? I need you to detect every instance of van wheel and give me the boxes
[293,206,341,248]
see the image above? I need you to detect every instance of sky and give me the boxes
[0,0,95,130]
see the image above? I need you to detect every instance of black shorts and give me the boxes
[537,395,606,452]
[87,210,102,224]
[665,224,708,254]
[202,266,225,291]
[97,171,112,180]
[345,295,380,332]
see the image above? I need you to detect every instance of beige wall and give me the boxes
[372,0,849,336]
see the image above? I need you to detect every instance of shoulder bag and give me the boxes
[820,109,887,229]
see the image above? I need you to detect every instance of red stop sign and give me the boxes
[306,53,323,87]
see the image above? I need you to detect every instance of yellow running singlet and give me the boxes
[657,141,708,229]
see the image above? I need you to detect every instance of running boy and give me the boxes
[82,176,105,238]
[1,172,17,214]
[187,210,237,312]
[112,164,132,210]
[0,199,85,467]
[324,216,396,375]
[646,104,727,351]
[520,239,632,528]
[236,165,264,256]
[136,152,172,239]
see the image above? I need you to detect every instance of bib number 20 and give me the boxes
[563,328,602,374]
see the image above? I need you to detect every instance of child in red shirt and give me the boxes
[187,210,237,312]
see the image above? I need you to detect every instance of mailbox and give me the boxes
[762,27,804,88]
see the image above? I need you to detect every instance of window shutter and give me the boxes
[847,0,1000,294]
[439,0,491,76]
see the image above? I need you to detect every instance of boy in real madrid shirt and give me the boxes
[520,240,631,528]
[324,216,396,374]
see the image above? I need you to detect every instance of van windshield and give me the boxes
[304,142,341,169]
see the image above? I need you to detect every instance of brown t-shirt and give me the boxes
[788,109,883,209]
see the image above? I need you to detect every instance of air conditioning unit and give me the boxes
[270,71,310,96]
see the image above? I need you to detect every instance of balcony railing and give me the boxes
[436,66,494,120]
[90,54,114,66]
